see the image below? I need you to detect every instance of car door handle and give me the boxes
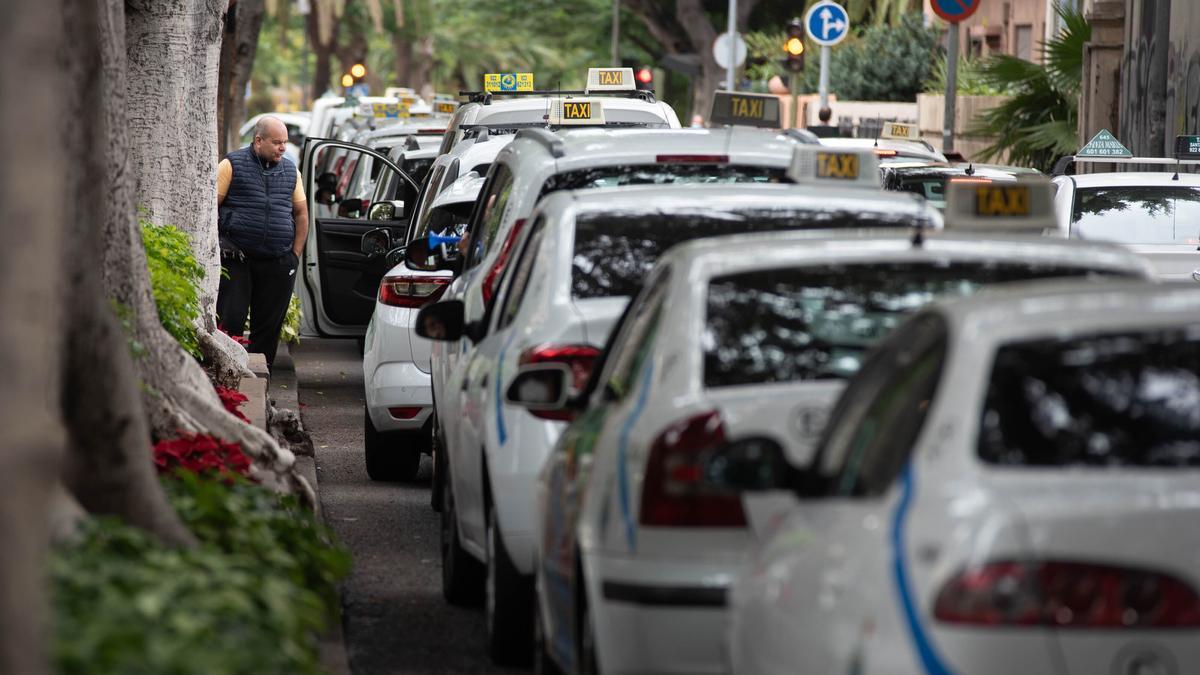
[478,373,489,389]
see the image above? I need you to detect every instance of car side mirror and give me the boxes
[360,228,391,257]
[414,300,484,343]
[368,200,405,221]
[385,246,406,268]
[701,437,794,493]
[505,364,577,422]
[337,197,364,218]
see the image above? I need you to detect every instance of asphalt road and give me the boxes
[293,337,524,675]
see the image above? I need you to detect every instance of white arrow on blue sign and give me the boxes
[805,1,850,47]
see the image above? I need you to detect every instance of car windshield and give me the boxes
[543,164,786,194]
[703,262,1130,387]
[571,208,930,299]
[1071,185,1200,244]
[979,326,1200,467]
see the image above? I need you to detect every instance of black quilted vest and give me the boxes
[218,146,297,257]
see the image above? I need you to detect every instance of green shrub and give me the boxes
[282,294,302,345]
[50,475,350,675]
[140,219,204,358]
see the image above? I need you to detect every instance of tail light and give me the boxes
[655,154,729,163]
[934,560,1200,628]
[639,411,746,528]
[388,406,423,419]
[481,218,526,306]
[517,344,599,420]
[378,274,450,308]
[949,177,992,184]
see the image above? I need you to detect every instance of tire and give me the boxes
[430,412,444,511]
[486,503,535,666]
[363,408,421,482]
[533,585,563,675]
[440,464,484,605]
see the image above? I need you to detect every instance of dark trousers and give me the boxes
[216,251,298,367]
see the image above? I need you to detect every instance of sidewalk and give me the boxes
[240,343,351,675]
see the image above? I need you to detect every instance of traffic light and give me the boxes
[784,18,805,73]
[635,66,654,91]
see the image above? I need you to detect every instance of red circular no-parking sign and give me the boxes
[930,0,981,23]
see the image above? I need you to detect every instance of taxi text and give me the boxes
[816,152,859,180]
[563,101,592,120]
[974,186,1030,217]
[596,70,624,86]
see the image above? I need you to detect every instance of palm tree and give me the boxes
[970,4,1090,172]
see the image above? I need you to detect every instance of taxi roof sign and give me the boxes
[787,146,881,187]
[434,100,458,115]
[484,73,535,93]
[1077,129,1132,158]
[548,98,604,126]
[709,91,781,129]
[586,67,636,92]
[1175,135,1200,161]
[943,178,1056,232]
[879,121,919,142]
[360,101,412,119]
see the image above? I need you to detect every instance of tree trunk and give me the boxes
[675,0,720,120]
[217,1,237,156]
[60,0,196,548]
[228,0,267,150]
[0,2,67,674]
[308,6,336,98]
[119,0,312,502]
[393,33,413,86]
[411,34,434,96]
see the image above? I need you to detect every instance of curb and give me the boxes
[239,342,352,675]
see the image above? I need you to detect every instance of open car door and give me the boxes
[299,138,420,337]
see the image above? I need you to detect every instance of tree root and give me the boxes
[198,328,252,390]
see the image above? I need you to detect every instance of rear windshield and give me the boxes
[1071,185,1200,244]
[704,263,1128,388]
[543,164,786,194]
[571,208,930,299]
[979,327,1200,467]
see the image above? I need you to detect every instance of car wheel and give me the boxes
[363,408,421,482]
[430,412,444,511]
[486,502,534,666]
[440,465,483,605]
[533,585,562,675]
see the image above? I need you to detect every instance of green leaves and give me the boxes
[140,218,204,358]
[819,12,942,102]
[50,474,350,675]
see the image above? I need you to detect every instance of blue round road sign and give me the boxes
[931,0,982,23]
[805,1,850,47]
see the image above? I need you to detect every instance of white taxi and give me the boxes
[500,178,1154,675]
[359,171,486,481]
[728,276,1200,675]
[1050,132,1200,281]
[819,122,948,163]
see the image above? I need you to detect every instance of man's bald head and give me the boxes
[252,116,289,164]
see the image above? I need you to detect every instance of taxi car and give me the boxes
[1050,133,1200,281]
[360,171,486,481]
[727,275,1200,675]
[819,122,947,163]
[501,178,1154,675]
[413,95,824,665]
[882,162,1041,209]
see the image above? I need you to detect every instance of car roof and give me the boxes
[238,112,310,136]
[431,172,487,210]
[819,137,947,162]
[885,163,1041,180]
[361,120,451,142]
[516,127,803,168]
[461,95,675,126]
[1058,172,1200,187]
[928,279,1199,340]
[657,229,1154,283]
[445,132,514,166]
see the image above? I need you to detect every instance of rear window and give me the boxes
[543,165,785,194]
[1071,185,1200,244]
[703,262,1128,388]
[571,208,928,299]
[979,327,1200,467]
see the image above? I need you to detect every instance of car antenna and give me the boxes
[1173,159,1181,181]
[965,163,975,176]
[910,223,926,248]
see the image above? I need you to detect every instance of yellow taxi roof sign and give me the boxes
[434,100,458,114]
[484,73,535,93]
[709,91,781,129]
[586,67,636,91]
[548,98,604,126]
[787,147,880,187]
[879,121,920,142]
[360,101,412,119]
[943,177,1056,232]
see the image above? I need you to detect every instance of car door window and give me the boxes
[495,216,547,332]
[815,315,948,497]
[599,271,671,402]
[406,163,448,241]
[465,163,514,269]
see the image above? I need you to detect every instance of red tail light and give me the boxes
[518,344,600,420]
[639,411,746,528]
[655,154,730,163]
[481,218,526,306]
[934,560,1200,628]
[378,274,450,308]
[388,406,423,419]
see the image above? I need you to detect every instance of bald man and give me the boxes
[216,116,309,367]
